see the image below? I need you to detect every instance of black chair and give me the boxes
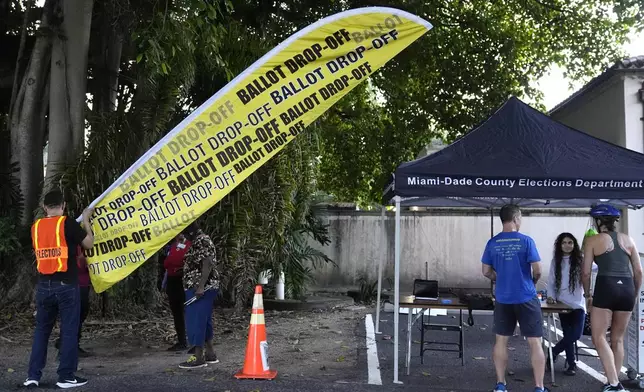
[574,340,599,361]
[414,281,464,366]
[553,312,599,361]
[419,311,465,366]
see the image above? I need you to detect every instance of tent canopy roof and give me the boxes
[385,97,644,209]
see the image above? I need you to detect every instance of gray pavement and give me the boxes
[3,308,644,391]
[374,310,643,391]
[0,371,459,391]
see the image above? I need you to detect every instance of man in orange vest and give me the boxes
[23,189,94,389]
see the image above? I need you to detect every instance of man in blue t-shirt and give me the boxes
[481,204,547,392]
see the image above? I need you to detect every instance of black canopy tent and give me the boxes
[380,96,644,383]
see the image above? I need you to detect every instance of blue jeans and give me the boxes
[184,288,217,347]
[553,308,585,367]
[28,280,80,381]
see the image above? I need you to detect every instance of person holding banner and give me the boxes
[178,223,220,369]
[24,189,94,389]
[55,246,92,358]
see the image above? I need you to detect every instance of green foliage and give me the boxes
[3,0,642,311]
[168,12,335,306]
[0,216,31,310]
[132,0,228,80]
[230,0,644,205]
[45,0,235,310]
[270,191,335,300]
[0,218,21,256]
[197,127,333,306]
[0,163,23,220]
[356,276,379,305]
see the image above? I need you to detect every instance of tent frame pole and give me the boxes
[490,208,494,238]
[490,208,494,295]
[375,205,385,334]
[393,196,402,384]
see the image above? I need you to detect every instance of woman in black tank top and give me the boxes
[582,204,642,392]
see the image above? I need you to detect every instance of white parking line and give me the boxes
[541,337,607,383]
[365,314,382,385]
[543,321,629,384]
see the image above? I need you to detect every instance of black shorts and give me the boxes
[494,297,543,338]
[593,276,636,312]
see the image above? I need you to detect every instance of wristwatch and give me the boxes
[583,293,592,298]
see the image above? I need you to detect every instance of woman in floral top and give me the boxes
[178,223,220,369]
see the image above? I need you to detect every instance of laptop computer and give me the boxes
[413,279,439,300]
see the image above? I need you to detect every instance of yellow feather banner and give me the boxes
[79,7,433,293]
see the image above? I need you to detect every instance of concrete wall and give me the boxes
[551,74,644,251]
[309,209,590,291]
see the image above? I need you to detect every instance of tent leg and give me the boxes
[375,206,385,334]
[490,208,494,238]
[393,196,403,384]
[490,208,494,295]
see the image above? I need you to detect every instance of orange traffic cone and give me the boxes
[234,285,277,380]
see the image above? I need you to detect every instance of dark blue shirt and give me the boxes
[482,231,541,304]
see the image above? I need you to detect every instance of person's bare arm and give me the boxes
[531,262,542,285]
[196,255,214,295]
[546,260,556,300]
[482,264,496,282]
[80,207,95,250]
[628,236,642,297]
[582,238,595,295]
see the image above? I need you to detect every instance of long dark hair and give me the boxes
[553,232,582,295]
[595,217,618,232]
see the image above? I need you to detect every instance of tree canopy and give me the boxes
[0,0,641,309]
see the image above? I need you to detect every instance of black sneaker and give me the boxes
[205,353,219,364]
[602,383,626,391]
[167,342,188,352]
[23,379,39,388]
[564,363,576,376]
[56,376,88,389]
[178,355,207,369]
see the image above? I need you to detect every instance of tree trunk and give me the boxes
[45,0,94,186]
[46,35,71,187]
[93,4,123,114]
[2,256,36,311]
[2,2,53,309]
[8,0,34,120]
[10,8,52,226]
[34,71,50,187]
[103,38,123,112]
[63,0,94,156]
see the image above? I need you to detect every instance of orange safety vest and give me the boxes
[31,216,69,274]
